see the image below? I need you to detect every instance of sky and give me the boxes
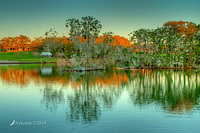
[0,0,199,40]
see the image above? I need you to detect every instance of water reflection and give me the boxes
[128,70,200,114]
[41,67,53,76]
[0,65,200,124]
[65,71,122,123]
[41,86,65,112]
[0,65,40,86]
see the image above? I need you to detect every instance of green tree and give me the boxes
[66,16,102,69]
[44,28,73,66]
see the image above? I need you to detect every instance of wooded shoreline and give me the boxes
[115,67,198,70]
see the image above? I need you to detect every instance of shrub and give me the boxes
[32,52,40,58]
[57,58,66,66]
[55,52,64,58]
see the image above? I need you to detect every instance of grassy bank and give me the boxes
[0,51,58,62]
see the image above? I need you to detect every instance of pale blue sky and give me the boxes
[0,0,199,39]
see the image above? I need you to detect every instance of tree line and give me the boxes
[129,21,200,68]
[0,16,199,68]
[0,32,130,52]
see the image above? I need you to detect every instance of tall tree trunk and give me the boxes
[60,49,73,67]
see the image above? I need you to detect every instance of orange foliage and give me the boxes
[1,35,31,52]
[164,21,198,37]
[60,36,70,45]
[30,37,43,49]
[31,36,75,49]
[1,34,132,52]
[185,22,198,38]
[112,35,132,47]
[96,35,131,47]
[95,35,113,44]
[31,35,131,49]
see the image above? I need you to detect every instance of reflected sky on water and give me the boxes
[0,64,200,133]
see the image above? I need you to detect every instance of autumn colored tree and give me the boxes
[112,35,131,47]
[95,32,114,45]
[16,35,31,51]
[1,35,31,51]
[1,37,13,50]
[164,21,198,38]
[185,22,199,38]
[31,37,44,51]
[96,34,131,47]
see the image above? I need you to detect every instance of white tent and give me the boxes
[40,52,52,56]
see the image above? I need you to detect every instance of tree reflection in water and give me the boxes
[0,65,200,123]
[65,70,123,124]
[41,86,65,112]
[128,69,200,114]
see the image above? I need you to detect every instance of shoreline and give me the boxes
[0,61,56,64]
[115,67,198,70]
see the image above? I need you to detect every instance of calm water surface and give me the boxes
[0,64,200,133]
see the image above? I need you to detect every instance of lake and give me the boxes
[0,64,200,133]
